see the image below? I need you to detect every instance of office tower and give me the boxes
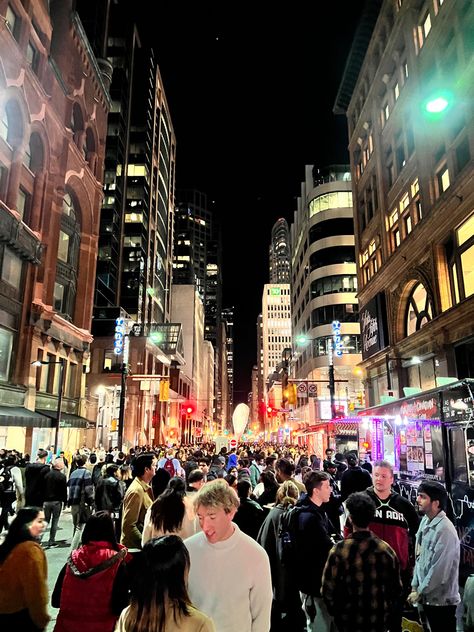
[269,218,291,283]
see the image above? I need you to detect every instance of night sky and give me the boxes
[139,1,366,401]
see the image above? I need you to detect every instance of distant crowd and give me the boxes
[0,442,472,632]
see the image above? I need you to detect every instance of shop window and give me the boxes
[406,282,433,336]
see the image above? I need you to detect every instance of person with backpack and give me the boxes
[95,463,124,521]
[158,449,184,479]
[0,454,23,532]
[25,448,50,508]
[292,470,335,632]
[257,480,305,631]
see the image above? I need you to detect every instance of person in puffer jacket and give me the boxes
[52,511,131,632]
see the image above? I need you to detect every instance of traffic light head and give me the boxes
[184,402,195,419]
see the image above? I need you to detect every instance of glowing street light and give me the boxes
[425,96,449,113]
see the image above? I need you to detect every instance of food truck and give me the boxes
[358,379,474,584]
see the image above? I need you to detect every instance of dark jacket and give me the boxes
[257,505,291,603]
[44,468,67,504]
[294,499,333,596]
[233,497,265,540]
[322,476,343,536]
[95,477,123,512]
[340,466,372,501]
[25,462,50,506]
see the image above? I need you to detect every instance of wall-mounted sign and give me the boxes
[360,293,389,360]
[114,317,125,355]
[270,288,281,296]
[332,320,343,358]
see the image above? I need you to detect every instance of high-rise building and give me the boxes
[269,218,291,283]
[334,0,474,405]
[78,2,178,446]
[0,0,109,452]
[261,285,292,386]
[221,307,234,423]
[290,165,363,423]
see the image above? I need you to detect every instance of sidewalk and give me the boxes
[43,508,74,631]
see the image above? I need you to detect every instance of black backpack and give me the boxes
[277,505,303,566]
[0,465,14,495]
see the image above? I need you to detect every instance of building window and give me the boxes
[53,282,65,312]
[16,188,29,220]
[418,11,432,49]
[5,5,20,41]
[436,164,450,196]
[406,282,433,336]
[57,231,70,262]
[54,192,81,320]
[26,41,39,74]
[0,328,13,381]
[1,247,22,288]
[449,213,474,303]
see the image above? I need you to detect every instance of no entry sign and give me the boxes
[229,438,237,449]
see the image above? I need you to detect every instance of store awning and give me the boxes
[37,410,96,429]
[0,406,53,428]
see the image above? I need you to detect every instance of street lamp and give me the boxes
[32,358,66,454]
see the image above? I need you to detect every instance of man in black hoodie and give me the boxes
[25,448,50,506]
[294,470,334,632]
[340,453,372,501]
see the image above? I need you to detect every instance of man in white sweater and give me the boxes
[185,479,272,632]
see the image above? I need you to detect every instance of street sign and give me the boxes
[229,438,237,449]
[308,383,318,398]
[297,382,308,398]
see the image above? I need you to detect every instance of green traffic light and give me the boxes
[422,90,453,119]
[295,335,308,346]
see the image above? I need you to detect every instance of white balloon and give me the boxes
[232,403,250,438]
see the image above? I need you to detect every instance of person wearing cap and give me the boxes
[408,480,460,632]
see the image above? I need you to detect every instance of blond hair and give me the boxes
[193,479,240,514]
[275,480,299,508]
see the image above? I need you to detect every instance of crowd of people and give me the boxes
[0,442,472,632]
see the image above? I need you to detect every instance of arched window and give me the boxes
[406,282,433,336]
[25,133,44,173]
[54,192,81,320]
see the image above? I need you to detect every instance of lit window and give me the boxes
[423,13,432,39]
[57,231,70,262]
[406,282,433,336]
[456,214,474,247]
[394,83,400,100]
[437,165,450,194]
[411,178,419,197]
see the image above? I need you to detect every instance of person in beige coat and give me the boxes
[115,535,214,632]
[120,453,156,549]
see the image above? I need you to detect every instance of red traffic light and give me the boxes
[183,401,196,418]
[186,406,193,414]
[267,406,273,414]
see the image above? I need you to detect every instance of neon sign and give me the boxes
[332,320,343,358]
[114,317,125,355]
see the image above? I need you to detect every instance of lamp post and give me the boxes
[32,358,66,454]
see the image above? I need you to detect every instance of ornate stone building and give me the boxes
[0,0,109,452]
[334,0,473,404]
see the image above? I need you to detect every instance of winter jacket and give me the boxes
[233,497,265,540]
[44,468,67,504]
[95,477,123,512]
[412,511,460,606]
[345,487,419,571]
[294,499,333,596]
[53,541,130,632]
[25,462,50,506]
[340,466,372,501]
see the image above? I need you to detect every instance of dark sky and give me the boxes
[139,2,366,401]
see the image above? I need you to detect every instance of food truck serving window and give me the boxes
[450,426,469,484]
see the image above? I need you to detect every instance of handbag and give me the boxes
[78,470,92,524]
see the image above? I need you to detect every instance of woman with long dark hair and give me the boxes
[142,477,199,546]
[0,507,50,630]
[52,511,131,632]
[115,535,215,632]
[256,470,280,508]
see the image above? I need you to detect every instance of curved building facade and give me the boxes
[290,165,363,423]
[269,218,291,283]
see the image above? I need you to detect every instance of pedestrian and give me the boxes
[0,453,23,531]
[276,457,306,493]
[408,480,460,632]
[43,457,67,546]
[25,448,50,507]
[249,453,265,488]
[233,479,265,539]
[340,453,372,501]
[187,468,205,494]
[185,479,272,632]
[464,573,474,632]
[321,492,402,632]
[322,462,344,538]
[293,470,335,632]
[257,480,305,631]
[115,535,215,632]
[120,452,156,549]
[256,470,280,507]
[141,476,199,546]
[95,463,123,512]
[67,455,94,549]
[0,507,50,630]
[52,511,131,632]
[322,448,335,472]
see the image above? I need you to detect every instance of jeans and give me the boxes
[43,500,62,543]
[70,504,85,550]
[300,593,335,632]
